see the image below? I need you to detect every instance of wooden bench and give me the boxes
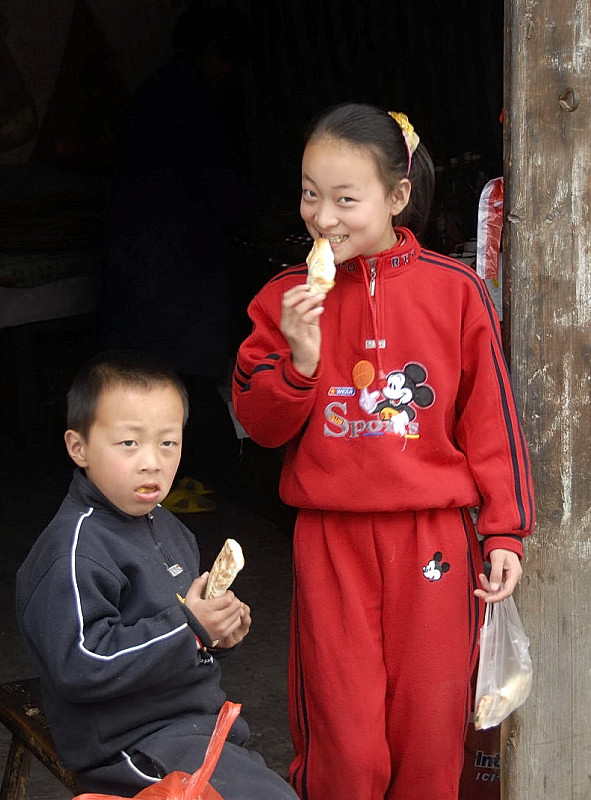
[0,678,80,800]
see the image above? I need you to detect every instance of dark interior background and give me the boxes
[245,0,504,222]
[1,0,505,234]
[0,6,505,783]
[0,0,504,528]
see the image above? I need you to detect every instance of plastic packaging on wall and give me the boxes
[476,177,504,282]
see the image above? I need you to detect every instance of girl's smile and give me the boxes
[300,136,410,262]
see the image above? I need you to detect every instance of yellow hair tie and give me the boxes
[388,111,420,154]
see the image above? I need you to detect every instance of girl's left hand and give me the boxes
[474,548,522,603]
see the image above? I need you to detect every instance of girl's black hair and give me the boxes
[304,103,435,241]
[67,349,190,440]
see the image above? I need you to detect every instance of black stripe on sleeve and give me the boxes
[490,345,527,530]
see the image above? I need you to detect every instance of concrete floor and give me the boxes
[0,394,296,798]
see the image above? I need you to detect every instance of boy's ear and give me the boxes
[64,430,89,467]
[389,178,412,216]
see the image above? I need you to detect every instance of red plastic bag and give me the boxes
[75,702,241,800]
[476,177,504,282]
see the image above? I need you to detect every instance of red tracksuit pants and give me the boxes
[288,507,484,800]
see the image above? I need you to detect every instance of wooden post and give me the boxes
[502,1,591,797]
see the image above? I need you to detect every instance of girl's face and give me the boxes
[300,136,410,263]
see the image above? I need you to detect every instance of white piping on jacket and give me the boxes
[70,507,188,661]
[120,750,161,784]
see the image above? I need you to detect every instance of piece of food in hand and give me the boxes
[205,538,245,599]
[306,237,336,294]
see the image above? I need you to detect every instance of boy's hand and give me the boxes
[280,284,325,377]
[184,573,251,644]
[216,602,252,649]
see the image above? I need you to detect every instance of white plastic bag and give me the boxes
[474,595,533,730]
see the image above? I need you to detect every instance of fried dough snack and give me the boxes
[306,237,336,294]
[205,538,245,599]
[474,670,533,729]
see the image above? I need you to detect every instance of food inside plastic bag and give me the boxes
[74,701,241,800]
[474,595,532,730]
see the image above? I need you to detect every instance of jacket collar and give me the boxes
[336,227,420,280]
[68,468,147,521]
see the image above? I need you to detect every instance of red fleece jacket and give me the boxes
[233,228,535,558]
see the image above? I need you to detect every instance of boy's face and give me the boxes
[65,383,184,517]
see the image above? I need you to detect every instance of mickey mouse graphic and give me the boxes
[359,362,434,436]
[422,552,451,582]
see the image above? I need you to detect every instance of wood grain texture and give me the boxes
[503,0,591,797]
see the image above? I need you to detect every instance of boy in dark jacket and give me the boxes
[15,350,297,799]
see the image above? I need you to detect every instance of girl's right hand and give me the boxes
[280,284,326,377]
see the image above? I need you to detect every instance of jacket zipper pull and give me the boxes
[369,262,377,296]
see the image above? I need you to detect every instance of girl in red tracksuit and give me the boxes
[232,103,534,800]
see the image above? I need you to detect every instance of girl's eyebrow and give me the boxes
[302,172,357,191]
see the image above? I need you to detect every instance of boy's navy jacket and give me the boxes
[15,469,249,775]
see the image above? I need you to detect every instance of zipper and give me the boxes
[361,257,386,388]
[369,261,377,296]
[146,513,178,572]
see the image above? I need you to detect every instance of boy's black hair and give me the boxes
[67,349,190,440]
[304,102,435,241]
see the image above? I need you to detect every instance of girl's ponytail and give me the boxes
[394,141,435,241]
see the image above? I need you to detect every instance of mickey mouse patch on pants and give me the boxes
[422,551,450,582]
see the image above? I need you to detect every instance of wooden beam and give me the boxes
[503,0,591,796]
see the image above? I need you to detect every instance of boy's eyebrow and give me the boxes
[113,422,145,431]
[113,422,181,433]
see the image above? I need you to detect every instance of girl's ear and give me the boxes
[64,430,89,467]
[388,178,412,216]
